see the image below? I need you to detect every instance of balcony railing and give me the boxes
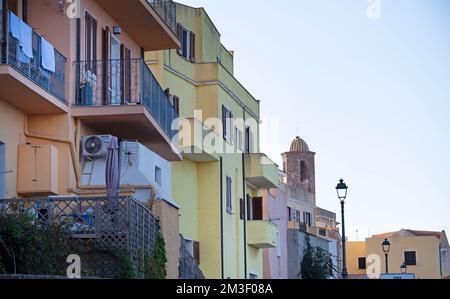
[0,196,159,278]
[0,10,67,103]
[147,0,177,34]
[74,58,178,140]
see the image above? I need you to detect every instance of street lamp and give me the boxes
[336,179,349,279]
[382,238,391,274]
[401,263,408,274]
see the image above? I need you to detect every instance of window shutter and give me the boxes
[239,198,245,220]
[247,195,253,221]
[173,96,180,114]
[229,111,234,144]
[176,24,183,55]
[190,32,196,62]
[193,241,200,265]
[222,106,228,141]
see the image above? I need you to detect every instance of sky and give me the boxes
[178,0,450,241]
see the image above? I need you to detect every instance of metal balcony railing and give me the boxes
[74,58,179,140]
[0,196,159,278]
[0,10,67,103]
[147,0,177,34]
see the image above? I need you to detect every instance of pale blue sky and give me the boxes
[178,0,450,240]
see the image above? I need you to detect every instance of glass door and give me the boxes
[110,35,121,105]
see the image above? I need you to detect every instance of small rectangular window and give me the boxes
[358,257,367,270]
[319,228,327,237]
[155,166,162,186]
[404,251,417,266]
[287,207,292,221]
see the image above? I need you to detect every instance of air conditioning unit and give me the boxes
[81,135,114,159]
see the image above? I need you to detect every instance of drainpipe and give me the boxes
[220,157,225,279]
[242,107,248,279]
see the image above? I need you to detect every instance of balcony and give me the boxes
[0,196,159,278]
[244,153,279,189]
[72,58,180,161]
[247,220,278,249]
[0,10,68,114]
[178,117,220,162]
[93,0,180,51]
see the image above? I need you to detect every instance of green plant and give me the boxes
[0,213,75,275]
[300,235,334,279]
[144,230,167,279]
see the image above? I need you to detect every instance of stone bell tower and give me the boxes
[282,136,316,194]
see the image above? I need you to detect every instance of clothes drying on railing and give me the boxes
[8,11,33,63]
[40,37,56,73]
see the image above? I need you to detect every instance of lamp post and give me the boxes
[336,179,348,279]
[401,263,408,274]
[382,238,391,274]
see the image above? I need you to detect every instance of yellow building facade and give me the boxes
[347,229,450,279]
[146,3,279,279]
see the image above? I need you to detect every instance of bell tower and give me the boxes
[282,136,316,194]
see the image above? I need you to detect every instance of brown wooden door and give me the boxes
[102,27,111,104]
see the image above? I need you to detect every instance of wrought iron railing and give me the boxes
[0,10,67,103]
[147,0,177,34]
[0,196,159,277]
[74,58,178,140]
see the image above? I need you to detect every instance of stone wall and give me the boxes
[178,236,205,279]
[287,229,330,279]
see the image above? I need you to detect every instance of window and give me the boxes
[245,127,254,154]
[358,257,367,270]
[85,12,97,73]
[304,212,312,227]
[226,176,232,214]
[300,161,307,182]
[319,228,327,237]
[251,197,263,221]
[235,128,244,152]
[404,251,417,266]
[155,166,162,186]
[287,207,292,221]
[222,106,234,143]
[296,210,301,223]
[176,24,195,62]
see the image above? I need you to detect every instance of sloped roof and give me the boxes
[372,229,444,240]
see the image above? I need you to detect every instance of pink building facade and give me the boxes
[263,185,288,279]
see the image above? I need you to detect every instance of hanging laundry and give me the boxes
[8,11,33,63]
[8,11,21,40]
[41,37,56,73]
[19,20,33,60]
